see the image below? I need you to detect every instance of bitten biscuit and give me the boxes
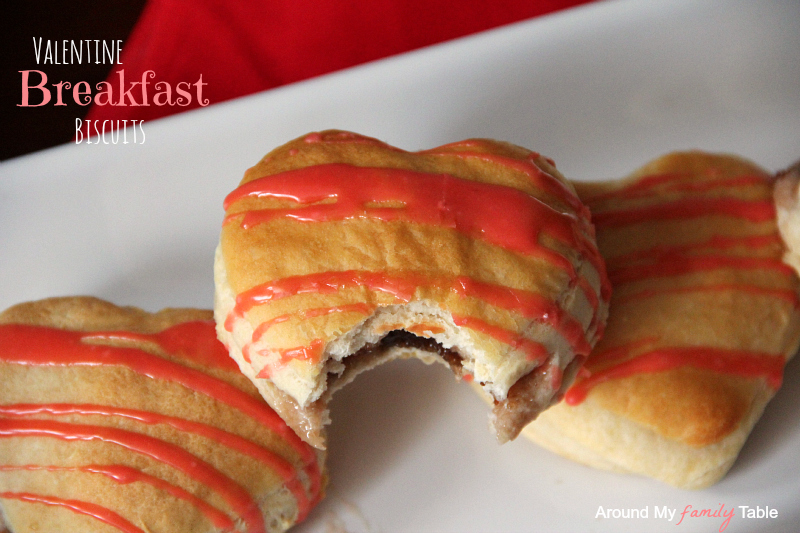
[215,130,609,448]
[521,152,800,489]
[0,297,325,533]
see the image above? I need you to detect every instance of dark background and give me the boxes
[2,1,146,160]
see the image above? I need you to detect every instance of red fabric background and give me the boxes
[85,0,592,125]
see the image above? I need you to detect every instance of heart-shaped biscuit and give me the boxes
[215,130,609,449]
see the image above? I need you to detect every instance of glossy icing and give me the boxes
[566,169,798,403]
[221,132,609,379]
[0,320,323,531]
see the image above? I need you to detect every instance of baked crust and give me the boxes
[0,296,324,533]
[775,161,800,274]
[521,152,800,489]
[215,130,609,448]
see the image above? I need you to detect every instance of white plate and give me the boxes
[2,0,799,531]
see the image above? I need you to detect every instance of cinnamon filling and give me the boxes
[275,328,567,448]
[261,331,466,448]
[322,329,561,444]
[332,330,470,385]
[377,330,469,377]
[492,355,585,443]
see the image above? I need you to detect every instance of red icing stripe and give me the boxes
[81,320,240,372]
[231,270,592,357]
[0,491,146,533]
[255,340,326,379]
[0,324,315,466]
[591,197,775,228]
[251,303,375,342]
[583,174,768,202]
[584,338,659,367]
[0,419,266,533]
[0,464,234,530]
[608,255,796,285]
[604,233,783,269]
[0,403,313,520]
[418,147,586,214]
[452,315,549,363]
[225,164,585,274]
[406,324,446,336]
[564,347,786,405]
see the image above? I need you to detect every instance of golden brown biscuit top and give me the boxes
[0,297,323,533]
[565,152,800,446]
[217,130,609,405]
